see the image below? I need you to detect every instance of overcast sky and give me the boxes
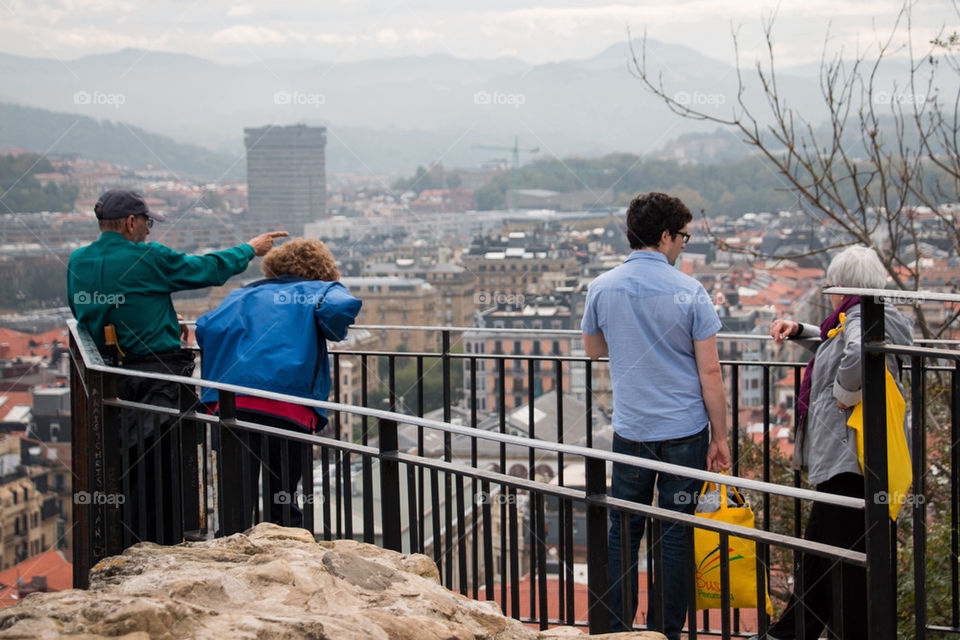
[0,0,955,68]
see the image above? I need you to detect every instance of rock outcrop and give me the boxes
[0,523,663,639]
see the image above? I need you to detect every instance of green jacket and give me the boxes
[68,231,255,356]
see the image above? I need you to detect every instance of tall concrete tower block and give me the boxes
[244,124,327,236]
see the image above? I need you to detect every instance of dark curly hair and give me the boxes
[261,238,340,281]
[625,192,692,250]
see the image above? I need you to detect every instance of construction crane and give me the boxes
[472,136,539,210]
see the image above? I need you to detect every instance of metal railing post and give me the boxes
[861,295,895,640]
[215,390,246,536]
[379,418,402,552]
[585,456,610,634]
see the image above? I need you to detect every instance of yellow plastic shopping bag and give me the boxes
[846,364,912,520]
[693,479,773,614]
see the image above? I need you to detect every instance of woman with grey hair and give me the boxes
[753,245,913,640]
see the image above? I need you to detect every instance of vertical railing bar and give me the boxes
[499,357,507,614]
[719,531,731,640]
[509,486,520,619]
[536,493,548,630]
[320,436,332,540]
[332,354,342,539]
[831,562,845,639]
[361,354,373,544]
[794,547,806,639]
[431,466,443,580]
[585,456,609,634]
[620,513,632,630]
[136,412,147,539]
[417,355,425,554]
[585,361,593,448]
[279,438,291,526]
[761,364,773,619]
[755,540,768,635]
[470,355,479,600]
[302,438,315,535]
[911,356,927,640]
[527,356,536,620]
[730,363,740,634]
[951,362,960,628]
[259,429,271,526]
[379,418,401,552]
[555,358,565,621]
[861,295,895,640]
[686,525,698,640]
[457,473,468,595]
[482,479,494,601]
[406,462,418,553]
[652,518,665,635]
[442,331,453,589]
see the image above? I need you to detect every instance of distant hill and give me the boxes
[0,102,240,180]
[1,41,951,175]
[0,42,828,173]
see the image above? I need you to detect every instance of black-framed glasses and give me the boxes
[136,214,154,229]
[676,231,691,243]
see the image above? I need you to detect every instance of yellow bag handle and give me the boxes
[699,471,746,511]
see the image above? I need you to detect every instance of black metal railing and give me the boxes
[67,292,960,639]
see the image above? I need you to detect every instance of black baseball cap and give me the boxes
[94,190,166,222]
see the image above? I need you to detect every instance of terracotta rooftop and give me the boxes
[0,549,72,608]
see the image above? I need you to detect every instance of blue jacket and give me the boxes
[196,276,362,427]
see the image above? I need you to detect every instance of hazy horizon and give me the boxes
[0,1,954,69]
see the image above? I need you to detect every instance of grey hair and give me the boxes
[826,245,888,289]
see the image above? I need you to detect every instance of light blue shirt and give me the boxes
[581,250,721,442]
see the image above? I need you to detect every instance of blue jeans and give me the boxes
[607,427,708,640]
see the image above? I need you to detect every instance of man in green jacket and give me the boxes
[68,189,286,544]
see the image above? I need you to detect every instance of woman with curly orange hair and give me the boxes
[197,238,361,529]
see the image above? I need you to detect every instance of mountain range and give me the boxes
[0,39,945,176]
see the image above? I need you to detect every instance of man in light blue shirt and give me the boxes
[581,192,730,638]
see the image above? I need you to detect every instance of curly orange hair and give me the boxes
[261,238,340,281]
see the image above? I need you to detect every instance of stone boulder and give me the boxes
[0,523,663,640]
